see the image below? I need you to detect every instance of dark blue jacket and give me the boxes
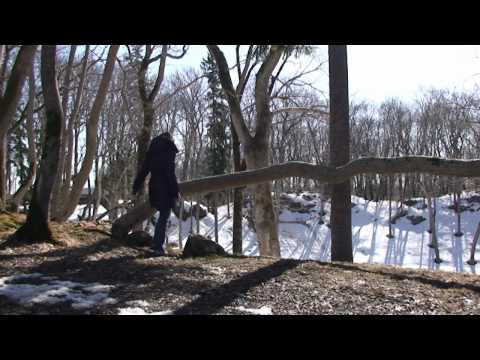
[133,136,180,211]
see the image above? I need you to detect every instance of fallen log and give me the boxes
[112,156,480,239]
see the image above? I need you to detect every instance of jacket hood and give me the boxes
[153,136,179,154]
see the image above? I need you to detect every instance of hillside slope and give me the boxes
[1,226,480,315]
[162,191,480,274]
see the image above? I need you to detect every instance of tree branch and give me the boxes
[112,155,480,238]
[271,106,329,116]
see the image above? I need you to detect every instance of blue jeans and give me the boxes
[153,208,171,252]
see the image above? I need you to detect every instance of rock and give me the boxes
[125,231,152,247]
[403,199,419,207]
[182,234,227,258]
[447,204,471,213]
[391,209,409,224]
[288,200,301,208]
[406,215,426,226]
[302,194,314,201]
[466,195,480,204]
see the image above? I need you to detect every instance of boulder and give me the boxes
[466,194,480,204]
[406,215,426,226]
[125,231,152,247]
[403,199,419,207]
[302,194,314,201]
[391,209,409,224]
[182,234,227,258]
[447,203,471,213]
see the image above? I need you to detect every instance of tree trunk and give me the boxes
[9,45,63,245]
[467,220,480,265]
[226,190,230,218]
[455,190,463,237]
[178,199,183,249]
[56,45,119,222]
[134,101,154,204]
[387,176,394,238]
[0,45,5,94]
[231,123,243,255]
[232,187,243,255]
[51,45,77,215]
[196,196,200,234]
[56,45,90,219]
[213,192,218,244]
[133,45,168,225]
[111,155,480,241]
[328,45,353,262]
[245,138,280,257]
[7,63,37,212]
[0,45,37,210]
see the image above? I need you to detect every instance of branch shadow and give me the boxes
[324,262,480,294]
[172,259,301,315]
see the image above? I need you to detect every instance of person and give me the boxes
[133,132,180,256]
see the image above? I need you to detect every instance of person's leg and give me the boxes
[152,207,171,253]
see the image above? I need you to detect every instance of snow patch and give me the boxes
[236,306,273,315]
[0,273,116,310]
[118,307,173,315]
[163,191,480,274]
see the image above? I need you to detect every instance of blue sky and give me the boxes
[166,45,480,104]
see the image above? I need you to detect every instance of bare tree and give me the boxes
[9,45,63,244]
[0,45,37,209]
[7,61,37,211]
[55,45,119,222]
[207,45,285,257]
[50,45,77,213]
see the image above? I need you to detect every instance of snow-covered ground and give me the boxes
[117,301,273,315]
[0,273,117,310]
[155,192,480,275]
[68,205,108,221]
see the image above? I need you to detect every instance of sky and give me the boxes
[167,45,480,105]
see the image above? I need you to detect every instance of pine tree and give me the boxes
[201,54,231,244]
[201,54,230,177]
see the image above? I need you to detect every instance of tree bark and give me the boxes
[0,45,37,209]
[56,46,90,219]
[9,45,63,245]
[328,45,353,262]
[51,45,77,215]
[7,62,37,211]
[231,123,243,255]
[133,45,168,218]
[56,45,119,222]
[213,192,218,244]
[467,220,480,265]
[111,155,480,241]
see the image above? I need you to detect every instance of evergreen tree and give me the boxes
[201,54,230,176]
[201,54,231,244]
[11,120,29,187]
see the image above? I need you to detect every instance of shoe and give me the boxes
[150,248,166,257]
